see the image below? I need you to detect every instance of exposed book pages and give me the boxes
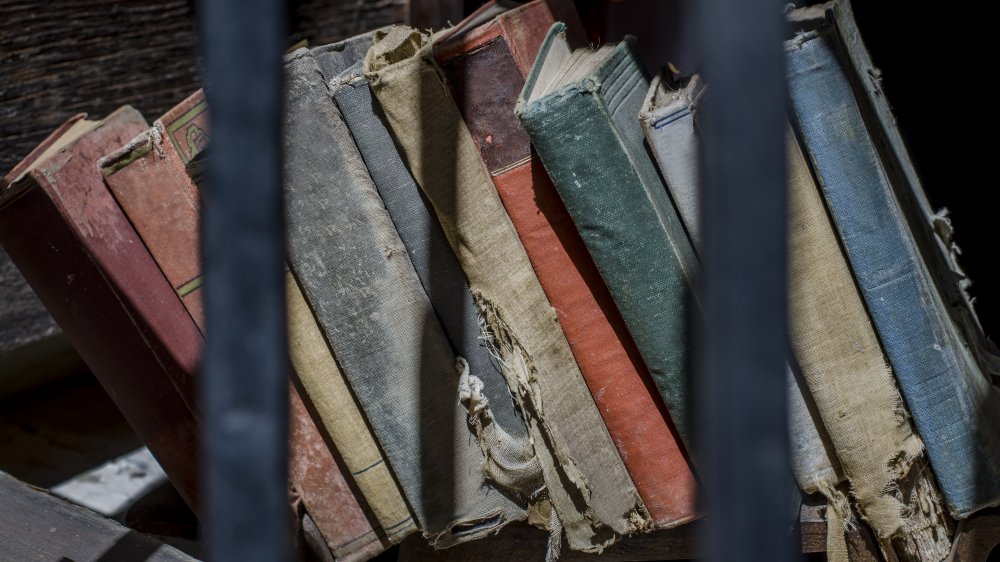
[786,24,1000,519]
[0,108,202,510]
[516,24,698,448]
[326,51,539,504]
[185,148,400,557]
[283,48,525,548]
[434,0,696,530]
[364,25,649,553]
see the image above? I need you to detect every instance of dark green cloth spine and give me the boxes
[517,32,697,444]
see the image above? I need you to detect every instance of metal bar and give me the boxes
[197,0,289,560]
[695,0,795,560]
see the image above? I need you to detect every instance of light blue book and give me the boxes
[786,20,1000,518]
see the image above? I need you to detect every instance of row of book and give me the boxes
[2,1,998,561]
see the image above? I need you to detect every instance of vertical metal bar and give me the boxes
[696,0,794,560]
[197,0,289,560]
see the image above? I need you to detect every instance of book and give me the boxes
[364,25,650,552]
[325,38,538,500]
[641,71,951,559]
[786,20,1000,519]
[790,2,1000,379]
[516,24,698,447]
[283,47,525,547]
[182,142,401,559]
[100,92,206,332]
[0,108,202,509]
[637,72,845,500]
[433,0,696,530]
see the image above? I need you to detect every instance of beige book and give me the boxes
[788,134,951,562]
[363,26,648,553]
[286,273,416,544]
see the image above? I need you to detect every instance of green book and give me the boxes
[516,23,698,445]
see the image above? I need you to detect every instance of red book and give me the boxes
[434,0,698,527]
[102,93,380,558]
[0,108,202,509]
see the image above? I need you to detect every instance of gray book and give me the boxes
[282,47,525,547]
[325,53,537,499]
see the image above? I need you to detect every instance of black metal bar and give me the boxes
[696,0,794,560]
[197,0,289,560]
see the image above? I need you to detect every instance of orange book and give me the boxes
[434,0,697,528]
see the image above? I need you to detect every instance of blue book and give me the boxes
[786,21,1000,518]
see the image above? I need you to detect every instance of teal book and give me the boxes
[516,23,698,444]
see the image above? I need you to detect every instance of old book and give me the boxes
[0,108,202,509]
[184,148,394,560]
[638,73,843,492]
[641,72,951,559]
[100,92,206,331]
[283,47,525,547]
[786,21,1000,519]
[325,39,538,501]
[433,0,696,530]
[790,2,1000,379]
[516,25,698,447]
[364,26,649,552]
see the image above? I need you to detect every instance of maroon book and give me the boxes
[0,108,203,510]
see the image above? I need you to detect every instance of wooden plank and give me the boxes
[0,470,195,561]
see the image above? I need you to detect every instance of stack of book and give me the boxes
[1,1,997,561]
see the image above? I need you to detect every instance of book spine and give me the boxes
[518,60,695,449]
[638,79,845,503]
[101,128,204,332]
[288,386,386,561]
[437,26,696,528]
[284,50,525,547]
[113,98,383,555]
[0,108,202,509]
[787,135,951,559]
[787,30,1000,518]
[639,77,703,249]
[183,149,395,551]
[284,273,415,545]
[364,28,649,552]
[330,70,532,455]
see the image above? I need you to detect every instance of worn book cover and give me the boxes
[185,148,393,559]
[0,108,202,509]
[517,25,698,453]
[364,25,650,552]
[284,47,525,547]
[787,21,1000,519]
[434,0,696,530]
[325,34,540,524]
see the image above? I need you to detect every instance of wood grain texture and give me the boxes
[0,470,195,561]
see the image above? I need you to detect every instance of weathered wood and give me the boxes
[0,470,196,561]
